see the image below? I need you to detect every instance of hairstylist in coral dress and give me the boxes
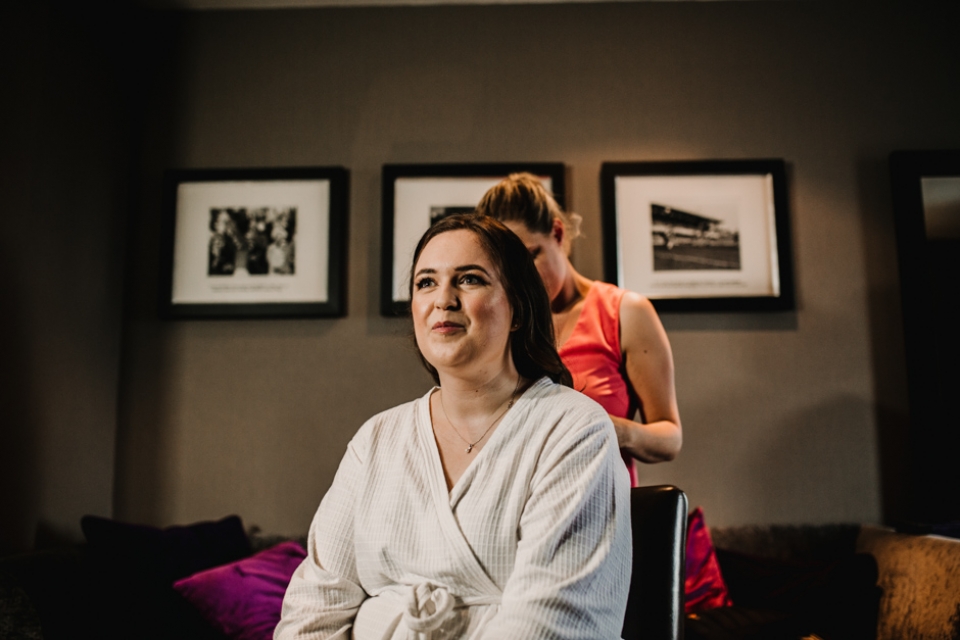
[476,174,681,484]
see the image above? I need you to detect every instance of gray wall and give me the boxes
[115,1,960,536]
[8,1,954,548]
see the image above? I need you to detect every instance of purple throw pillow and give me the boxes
[173,540,307,640]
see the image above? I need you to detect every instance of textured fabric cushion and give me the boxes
[174,541,307,640]
[0,547,86,640]
[857,525,960,640]
[685,507,734,613]
[0,572,44,640]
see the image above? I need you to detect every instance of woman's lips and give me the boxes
[432,321,464,334]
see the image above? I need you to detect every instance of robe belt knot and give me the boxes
[403,582,454,632]
[402,582,501,634]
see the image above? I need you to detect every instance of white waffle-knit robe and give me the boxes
[275,377,631,640]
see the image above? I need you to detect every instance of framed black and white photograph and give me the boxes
[160,167,348,319]
[600,159,794,312]
[381,163,565,316]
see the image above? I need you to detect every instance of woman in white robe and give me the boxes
[276,214,632,640]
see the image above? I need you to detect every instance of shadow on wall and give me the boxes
[113,131,182,527]
[113,324,177,527]
[856,154,911,525]
[661,311,798,333]
[112,9,187,528]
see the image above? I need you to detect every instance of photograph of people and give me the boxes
[275,214,631,639]
[476,173,682,486]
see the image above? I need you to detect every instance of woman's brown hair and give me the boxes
[409,213,572,387]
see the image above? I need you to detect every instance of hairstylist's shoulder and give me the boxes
[619,288,657,323]
[619,289,669,352]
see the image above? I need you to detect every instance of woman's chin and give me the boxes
[425,354,471,375]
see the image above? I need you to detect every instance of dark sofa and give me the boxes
[0,516,299,640]
[691,523,960,640]
[3,520,959,639]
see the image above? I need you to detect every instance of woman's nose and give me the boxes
[435,282,461,310]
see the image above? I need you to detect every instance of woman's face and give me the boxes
[503,220,568,304]
[412,229,514,379]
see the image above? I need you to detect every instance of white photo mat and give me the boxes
[614,174,780,299]
[171,179,330,304]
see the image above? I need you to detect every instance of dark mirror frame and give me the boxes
[889,149,960,523]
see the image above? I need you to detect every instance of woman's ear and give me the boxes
[551,218,565,246]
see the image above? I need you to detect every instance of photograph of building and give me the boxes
[651,203,740,271]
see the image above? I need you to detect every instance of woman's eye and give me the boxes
[529,248,541,259]
[415,277,434,289]
[460,274,486,285]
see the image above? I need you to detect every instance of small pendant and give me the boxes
[466,445,473,453]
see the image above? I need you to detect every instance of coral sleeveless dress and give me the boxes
[558,281,638,486]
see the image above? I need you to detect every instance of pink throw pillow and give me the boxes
[173,540,307,640]
[684,507,733,613]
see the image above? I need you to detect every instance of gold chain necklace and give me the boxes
[439,377,523,454]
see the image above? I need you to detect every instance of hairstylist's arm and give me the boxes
[615,292,682,463]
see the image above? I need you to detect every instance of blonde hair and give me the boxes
[475,173,582,253]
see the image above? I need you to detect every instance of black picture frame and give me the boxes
[600,159,794,312]
[160,166,349,319]
[381,163,566,316]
